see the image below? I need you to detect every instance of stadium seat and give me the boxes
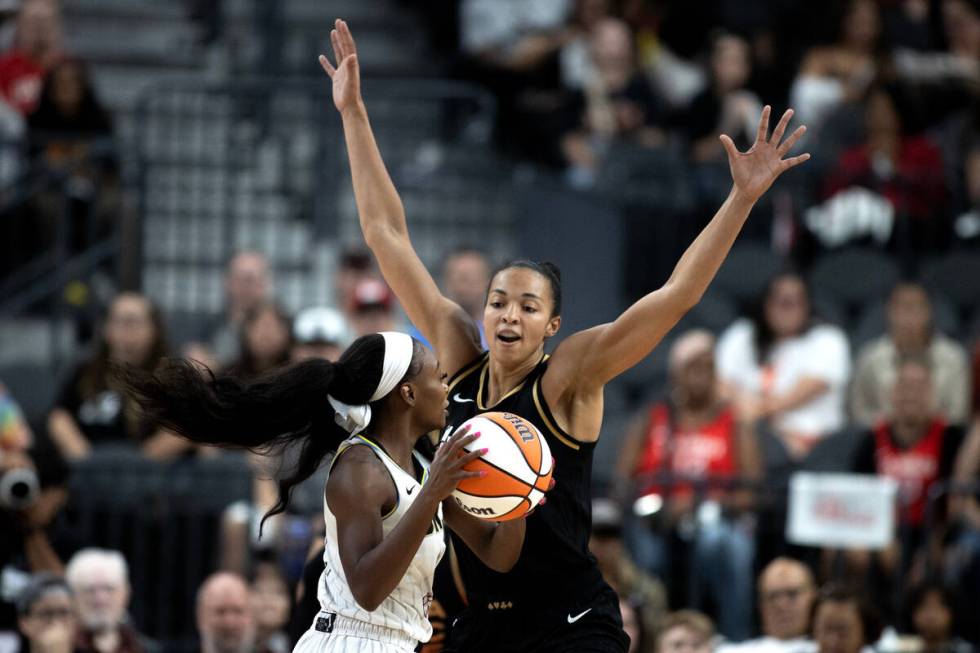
[807,248,900,322]
[677,290,739,334]
[921,251,980,322]
[713,243,784,309]
[0,362,59,430]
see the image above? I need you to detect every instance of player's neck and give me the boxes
[486,351,541,405]
[371,415,417,478]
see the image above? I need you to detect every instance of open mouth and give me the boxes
[497,331,521,344]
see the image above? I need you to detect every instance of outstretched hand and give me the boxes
[720,106,809,203]
[319,19,361,114]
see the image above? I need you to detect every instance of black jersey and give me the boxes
[444,352,628,653]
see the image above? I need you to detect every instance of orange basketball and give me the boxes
[448,411,554,521]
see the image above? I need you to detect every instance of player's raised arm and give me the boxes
[560,106,810,388]
[320,20,480,370]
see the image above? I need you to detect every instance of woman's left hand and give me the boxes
[721,106,810,203]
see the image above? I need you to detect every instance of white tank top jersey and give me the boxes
[317,435,446,644]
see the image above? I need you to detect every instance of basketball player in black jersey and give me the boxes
[320,19,810,652]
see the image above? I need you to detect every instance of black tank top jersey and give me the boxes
[444,352,624,650]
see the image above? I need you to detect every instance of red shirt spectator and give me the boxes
[0,0,63,115]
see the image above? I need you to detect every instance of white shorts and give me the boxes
[293,613,418,653]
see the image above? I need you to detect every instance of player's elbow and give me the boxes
[351,587,383,613]
[362,221,405,251]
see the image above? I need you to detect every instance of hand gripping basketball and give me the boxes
[425,426,486,502]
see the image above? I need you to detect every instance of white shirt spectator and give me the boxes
[717,636,817,653]
[460,0,571,55]
[718,319,851,439]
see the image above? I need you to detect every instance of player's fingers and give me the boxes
[456,448,486,466]
[547,478,556,491]
[339,19,358,55]
[770,108,793,145]
[719,134,738,160]
[777,125,806,156]
[781,152,811,170]
[755,105,771,144]
[330,29,343,64]
[318,54,335,78]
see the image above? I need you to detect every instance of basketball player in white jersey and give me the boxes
[119,332,532,652]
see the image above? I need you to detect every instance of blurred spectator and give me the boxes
[559,17,666,186]
[590,498,668,653]
[717,272,851,460]
[852,358,966,578]
[678,31,762,163]
[656,610,715,653]
[953,146,980,245]
[65,549,154,653]
[26,57,118,261]
[442,247,490,343]
[851,282,971,428]
[250,563,290,653]
[195,573,256,653]
[348,278,400,338]
[790,0,883,132]
[616,330,760,641]
[718,558,817,653]
[290,307,346,363]
[0,0,62,116]
[226,302,292,379]
[458,0,573,160]
[621,598,644,653]
[47,293,191,462]
[821,85,947,252]
[332,248,373,327]
[945,417,980,632]
[15,575,76,653]
[903,581,973,653]
[207,252,273,367]
[558,0,612,90]
[811,585,882,653]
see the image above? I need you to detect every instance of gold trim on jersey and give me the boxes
[447,353,488,394]
[476,363,530,410]
[531,378,581,451]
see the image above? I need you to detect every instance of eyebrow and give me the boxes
[490,289,542,300]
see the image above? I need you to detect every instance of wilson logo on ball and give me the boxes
[450,411,554,521]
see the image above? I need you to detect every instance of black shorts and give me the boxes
[444,586,629,653]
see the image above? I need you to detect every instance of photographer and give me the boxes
[1,383,68,643]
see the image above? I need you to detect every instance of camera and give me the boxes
[0,466,40,510]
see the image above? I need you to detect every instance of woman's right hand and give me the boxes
[319,18,362,115]
[423,426,485,502]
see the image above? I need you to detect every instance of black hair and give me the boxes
[118,334,425,530]
[811,583,882,646]
[903,580,955,635]
[491,259,563,317]
[751,269,814,365]
[16,574,72,616]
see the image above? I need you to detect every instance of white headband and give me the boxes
[328,332,415,435]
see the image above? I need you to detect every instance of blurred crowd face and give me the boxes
[483,267,561,367]
[764,275,810,340]
[674,349,716,408]
[197,574,255,653]
[942,0,980,55]
[841,0,880,50]
[866,90,901,142]
[251,569,291,636]
[592,18,635,73]
[573,0,611,30]
[712,34,751,93]
[759,559,816,640]
[243,305,291,370]
[71,560,129,632]
[890,361,933,430]
[226,253,270,319]
[912,590,953,644]
[444,251,490,319]
[18,588,76,649]
[50,59,86,117]
[658,624,713,653]
[16,0,62,61]
[813,599,865,653]
[888,284,932,352]
[105,294,158,366]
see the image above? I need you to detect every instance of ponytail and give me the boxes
[117,334,423,528]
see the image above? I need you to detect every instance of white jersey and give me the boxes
[316,435,445,645]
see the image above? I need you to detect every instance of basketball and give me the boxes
[447,411,554,521]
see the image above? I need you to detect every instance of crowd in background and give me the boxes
[1,0,980,653]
